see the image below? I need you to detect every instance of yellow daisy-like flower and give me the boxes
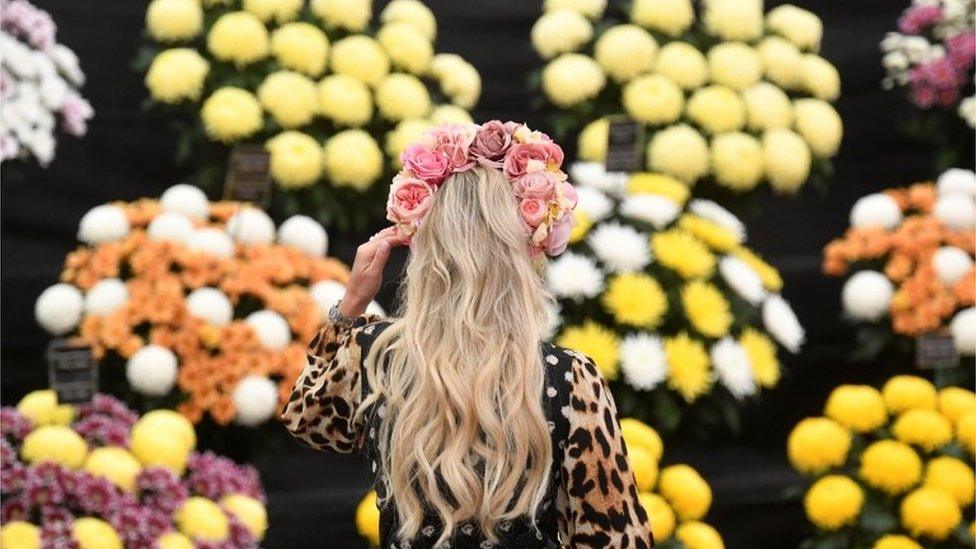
[201,87,263,143]
[762,128,812,193]
[381,0,437,41]
[679,215,740,252]
[627,172,689,204]
[872,535,922,549]
[939,387,976,423]
[602,273,668,328]
[429,104,473,125]
[385,118,432,166]
[157,532,194,549]
[207,11,269,67]
[356,491,381,547]
[378,22,434,75]
[787,417,851,475]
[630,0,693,36]
[130,409,195,474]
[767,4,823,52]
[702,0,763,41]
[804,475,863,530]
[639,493,676,541]
[322,129,384,190]
[556,321,620,379]
[681,280,732,338]
[594,24,658,83]
[243,0,302,23]
[628,445,659,491]
[72,518,122,549]
[900,487,961,540]
[176,498,229,541]
[619,418,663,462]
[221,494,268,540]
[800,54,841,101]
[330,35,391,87]
[686,85,746,134]
[266,131,323,189]
[622,74,683,125]
[892,409,954,452]
[707,42,762,90]
[710,132,765,192]
[84,446,143,493]
[740,328,779,388]
[146,0,202,42]
[732,246,783,291]
[0,522,40,549]
[21,425,88,469]
[318,74,374,127]
[664,333,712,402]
[16,390,74,427]
[541,54,606,108]
[145,48,209,104]
[654,42,708,90]
[859,440,921,495]
[924,456,975,506]
[311,0,371,32]
[646,124,710,184]
[659,464,712,520]
[258,71,318,128]
[578,118,609,162]
[531,9,593,60]
[652,229,715,279]
[375,73,431,121]
[957,412,975,454]
[881,375,937,415]
[824,385,888,433]
[793,98,843,158]
[675,521,724,549]
[569,210,592,243]
[756,36,803,89]
[270,22,330,77]
[742,82,794,131]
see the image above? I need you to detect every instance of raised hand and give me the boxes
[338,226,406,318]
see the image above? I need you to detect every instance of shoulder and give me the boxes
[353,317,394,350]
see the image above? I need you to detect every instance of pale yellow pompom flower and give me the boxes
[623,74,683,125]
[1,522,40,549]
[708,42,762,90]
[258,71,318,129]
[711,132,764,192]
[542,54,606,108]
[631,0,693,36]
[757,36,803,89]
[578,118,609,162]
[330,35,391,87]
[72,518,123,549]
[800,54,841,101]
[201,87,263,143]
[243,0,302,23]
[767,4,823,52]
[157,532,194,549]
[793,98,843,158]
[84,446,143,493]
[386,119,432,166]
[743,82,794,131]
[762,128,811,193]
[595,25,657,83]
[207,12,269,67]
[375,73,431,121]
[323,129,384,190]
[646,124,710,183]
[270,23,330,78]
[22,425,88,468]
[220,494,269,540]
[429,104,473,125]
[146,49,209,104]
[266,131,323,188]
[378,22,434,75]
[380,0,437,41]
[311,0,371,32]
[543,0,606,20]
[654,42,709,90]
[318,75,373,127]
[146,0,202,42]
[703,0,763,41]
[176,498,230,541]
[431,54,482,109]
[686,85,746,134]
[531,9,593,60]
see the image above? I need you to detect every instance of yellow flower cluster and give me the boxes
[556,321,621,379]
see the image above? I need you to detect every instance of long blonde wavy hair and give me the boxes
[359,166,554,545]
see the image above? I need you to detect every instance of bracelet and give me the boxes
[328,302,356,330]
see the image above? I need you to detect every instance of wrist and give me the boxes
[338,295,369,318]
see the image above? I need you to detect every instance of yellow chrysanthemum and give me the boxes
[686,85,746,134]
[824,385,888,433]
[872,535,923,549]
[732,246,783,291]
[322,129,384,190]
[176,498,230,541]
[646,124,710,184]
[242,0,302,23]
[652,229,715,279]
[628,445,659,491]
[924,456,975,506]
[145,48,209,104]
[84,446,143,493]
[665,333,712,402]
[767,4,823,52]
[16,390,74,427]
[542,54,606,108]
[0,522,40,549]
[602,273,668,328]
[270,23,330,77]
[627,172,690,204]
[892,409,954,452]
[708,42,762,90]
[702,0,763,41]
[681,280,732,338]
[377,23,433,75]
[710,132,765,192]
[619,418,663,462]
[21,425,87,468]
[639,493,675,541]
[356,491,380,547]
[157,532,194,549]
[630,0,693,36]
[800,54,841,101]
[654,42,708,90]
[939,387,976,423]
[130,410,195,474]
[531,9,593,60]
[207,11,269,67]
[622,74,683,125]
[787,417,851,475]
[594,24,657,82]
[757,36,803,89]
[762,128,811,193]
[556,321,620,380]
[72,518,122,549]
[375,73,431,121]
[258,71,318,128]
[385,118,432,166]
[659,464,712,520]
[793,99,843,158]
[804,475,863,530]
[318,75,373,127]
[380,0,437,41]
[146,0,202,42]
[330,35,391,87]
[957,412,976,454]
[859,440,922,495]
[201,87,263,143]
[429,104,473,125]
[543,0,606,19]
[578,118,609,162]
[743,82,794,131]
[900,487,961,540]
[881,375,938,415]
[435,56,481,109]
[679,215,740,252]
[221,494,268,540]
[675,521,724,549]
[569,210,592,243]
[740,328,780,388]
[266,131,323,189]
[311,0,371,32]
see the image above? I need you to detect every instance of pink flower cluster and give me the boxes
[387,121,578,257]
[898,4,943,35]
[908,36,975,109]
[0,0,56,49]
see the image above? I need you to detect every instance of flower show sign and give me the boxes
[916,332,959,370]
[605,117,645,173]
[224,144,272,209]
[47,339,97,404]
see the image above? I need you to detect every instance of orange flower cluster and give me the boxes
[823,183,976,336]
[63,199,349,425]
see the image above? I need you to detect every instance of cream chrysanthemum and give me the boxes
[432,55,482,109]
[800,54,841,101]
[767,4,823,52]
[762,128,811,193]
[243,0,302,23]
[201,87,263,142]
[266,131,323,188]
[322,130,383,190]
[710,132,764,191]
[377,22,434,75]
[532,9,593,60]
[330,35,391,87]
[429,105,473,125]
[318,74,373,127]
[311,0,371,32]
[145,48,209,104]
[270,22,330,77]
[654,42,709,90]
[708,42,762,90]
[375,73,431,121]
[623,74,683,125]
[207,11,269,67]
[703,0,763,41]
[757,36,803,89]
[742,82,794,131]
[257,71,318,128]
[594,24,657,82]
[578,118,609,161]
[146,0,203,42]
[542,54,606,108]
[630,0,693,36]
[686,85,746,134]
[646,124,710,183]
[380,0,437,41]
[543,0,606,19]
[793,98,843,157]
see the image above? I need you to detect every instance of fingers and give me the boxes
[365,236,401,273]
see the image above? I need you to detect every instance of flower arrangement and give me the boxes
[530,0,842,199]
[823,169,976,362]
[138,0,481,230]
[354,418,724,548]
[387,121,578,257]
[0,0,93,166]
[549,165,804,433]
[32,184,376,431]
[0,390,267,547]
[788,376,975,547]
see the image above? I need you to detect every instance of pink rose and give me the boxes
[558,181,578,210]
[470,120,519,168]
[400,143,450,186]
[386,174,435,231]
[513,171,558,200]
[425,124,477,173]
[502,142,565,179]
[544,213,575,257]
[519,198,548,228]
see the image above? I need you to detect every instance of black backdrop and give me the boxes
[0,1,961,547]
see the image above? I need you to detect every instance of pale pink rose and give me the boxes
[519,198,548,228]
[544,213,574,256]
[513,171,557,200]
[470,120,519,168]
[558,181,578,210]
[502,142,565,179]
[400,143,450,185]
[425,124,477,173]
[386,174,435,231]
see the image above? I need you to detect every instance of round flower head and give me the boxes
[386,121,578,258]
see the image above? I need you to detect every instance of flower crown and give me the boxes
[386,121,579,257]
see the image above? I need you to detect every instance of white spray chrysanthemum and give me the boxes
[160,183,209,220]
[546,251,605,300]
[226,208,276,245]
[186,287,234,326]
[188,228,235,258]
[950,307,976,355]
[84,278,129,316]
[619,333,667,390]
[932,246,974,285]
[77,205,131,245]
[246,310,292,351]
[147,212,195,244]
[934,192,976,230]
[575,186,615,222]
[587,222,652,272]
[619,194,681,229]
[719,256,766,305]
[126,344,178,397]
[278,215,329,256]
[310,280,348,320]
[232,375,280,426]
[841,271,894,321]
[688,199,747,241]
[570,162,628,194]
[937,168,976,197]
[35,283,84,335]
[762,294,805,353]
[711,337,756,399]
[849,193,903,229]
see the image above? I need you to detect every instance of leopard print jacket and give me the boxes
[282,316,653,548]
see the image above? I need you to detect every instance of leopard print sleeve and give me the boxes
[281,314,383,453]
[560,353,653,548]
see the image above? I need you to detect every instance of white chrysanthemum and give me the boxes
[719,256,766,305]
[937,168,976,197]
[277,215,329,257]
[188,228,235,258]
[310,280,347,320]
[546,251,605,300]
[619,194,681,229]
[246,310,292,350]
[543,302,562,341]
[147,212,194,244]
[934,192,976,230]
[711,337,756,399]
[35,283,84,335]
[366,301,386,316]
[84,279,129,316]
[951,308,976,355]
[576,186,614,222]
[688,199,746,241]
[849,193,903,229]
[841,271,893,321]
[762,294,805,353]
[570,162,628,194]
[588,222,652,273]
[126,345,178,397]
[232,375,280,426]
[620,333,667,390]
[160,184,209,219]
[932,247,974,285]
[186,287,234,326]
[226,208,275,245]
[77,205,130,245]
